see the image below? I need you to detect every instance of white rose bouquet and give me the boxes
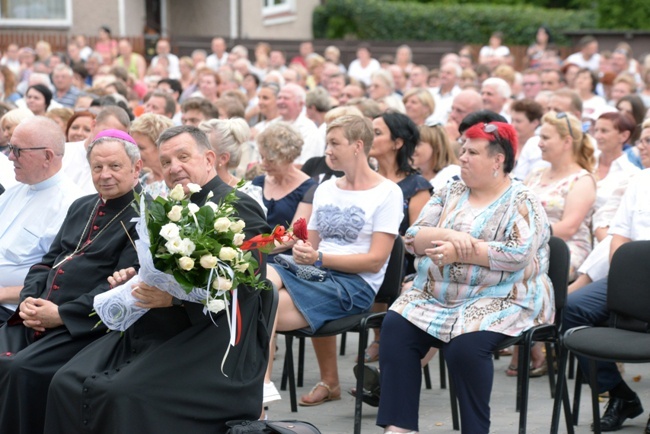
[94,183,267,341]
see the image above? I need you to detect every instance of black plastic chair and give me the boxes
[449,236,573,433]
[278,237,405,434]
[551,240,650,434]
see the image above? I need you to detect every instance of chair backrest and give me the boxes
[547,236,571,327]
[260,280,279,335]
[607,240,650,331]
[374,237,405,305]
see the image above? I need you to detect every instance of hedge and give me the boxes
[313,0,597,46]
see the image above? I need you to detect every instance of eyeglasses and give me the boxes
[7,144,48,159]
[556,112,575,139]
[639,137,650,146]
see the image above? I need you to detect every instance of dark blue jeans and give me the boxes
[563,278,623,393]
[376,311,508,434]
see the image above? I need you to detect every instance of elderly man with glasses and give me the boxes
[0,116,82,325]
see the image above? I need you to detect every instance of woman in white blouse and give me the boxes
[569,111,640,292]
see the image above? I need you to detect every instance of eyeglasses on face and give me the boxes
[555,112,575,139]
[639,137,650,146]
[7,144,48,159]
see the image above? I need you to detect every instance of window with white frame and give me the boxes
[0,0,71,27]
[262,0,294,17]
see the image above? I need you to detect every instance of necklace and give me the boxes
[53,198,134,268]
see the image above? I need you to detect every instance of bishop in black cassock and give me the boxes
[45,126,272,433]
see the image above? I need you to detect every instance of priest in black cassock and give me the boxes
[0,129,144,434]
[45,125,272,433]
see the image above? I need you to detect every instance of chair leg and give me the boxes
[439,351,447,389]
[340,331,347,356]
[550,344,575,434]
[354,324,371,434]
[545,342,556,398]
[572,363,583,426]
[568,351,575,379]
[284,335,298,412]
[518,342,533,433]
[297,336,305,388]
[588,359,602,434]
[280,345,288,391]
[423,363,432,390]
[445,350,460,431]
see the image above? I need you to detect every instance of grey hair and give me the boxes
[482,77,512,99]
[199,118,250,168]
[87,137,141,164]
[53,63,74,77]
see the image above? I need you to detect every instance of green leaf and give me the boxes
[172,270,195,294]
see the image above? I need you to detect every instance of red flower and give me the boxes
[291,218,308,241]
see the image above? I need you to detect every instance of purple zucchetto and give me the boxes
[92,129,137,145]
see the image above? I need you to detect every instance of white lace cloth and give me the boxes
[93,211,210,332]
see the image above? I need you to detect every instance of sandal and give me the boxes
[361,340,380,363]
[298,381,341,406]
[529,361,548,378]
[505,364,518,377]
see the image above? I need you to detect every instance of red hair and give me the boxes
[464,121,518,155]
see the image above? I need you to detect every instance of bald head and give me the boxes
[10,116,65,184]
[449,89,483,124]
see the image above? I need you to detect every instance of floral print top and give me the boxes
[390,180,554,343]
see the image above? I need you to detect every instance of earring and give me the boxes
[354,150,358,157]
[493,169,499,178]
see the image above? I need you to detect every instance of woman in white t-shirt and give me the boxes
[262,115,403,408]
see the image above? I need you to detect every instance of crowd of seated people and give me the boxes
[1,29,650,433]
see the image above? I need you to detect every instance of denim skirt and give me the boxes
[270,264,375,334]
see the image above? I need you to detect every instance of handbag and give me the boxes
[274,254,328,282]
[225,419,322,434]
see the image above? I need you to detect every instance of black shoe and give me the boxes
[350,364,381,407]
[348,387,380,407]
[645,414,650,434]
[596,395,643,431]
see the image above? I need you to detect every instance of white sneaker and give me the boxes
[263,381,282,404]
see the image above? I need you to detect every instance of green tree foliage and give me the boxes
[313,0,596,45]
[597,0,650,29]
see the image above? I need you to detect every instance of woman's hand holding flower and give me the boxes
[293,239,316,265]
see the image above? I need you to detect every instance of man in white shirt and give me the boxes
[564,36,600,72]
[275,83,324,165]
[62,106,131,195]
[0,117,82,323]
[481,77,512,122]
[205,37,229,71]
[427,62,461,125]
[150,39,180,79]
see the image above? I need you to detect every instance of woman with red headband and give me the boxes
[376,121,554,434]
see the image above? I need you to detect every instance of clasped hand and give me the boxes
[107,267,173,308]
[19,298,63,331]
[426,231,481,266]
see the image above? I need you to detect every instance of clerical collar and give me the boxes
[29,170,64,191]
[100,183,142,210]
[191,175,224,204]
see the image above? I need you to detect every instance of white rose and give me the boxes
[230,220,246,234]
[233,233,245,246]
[207,298,227,313]
[180,238,196,256]
[169,184,185,201]
[165,237,184,254]
[160,223,180,241]
[206,191,214,200]
[187,183,202,194]
[214,217,231,232]
[212,277,233,291]
[235,262,249,273]
[167,205,183,222]
[200,254,218,269]
[204,202,219,212]
[178,256,195,271]
[219,247,238,262]
[187,203,200,215]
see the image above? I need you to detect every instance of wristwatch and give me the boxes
[171,297,184,307]
[314,251,323,268]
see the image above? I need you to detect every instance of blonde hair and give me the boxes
[324,106,363,125]
[199,118,250,168]
[418,124,459,172]
[129,113,174,145]
[327,115,374,154]
[542,111,595,172]
[402,88,436,118]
